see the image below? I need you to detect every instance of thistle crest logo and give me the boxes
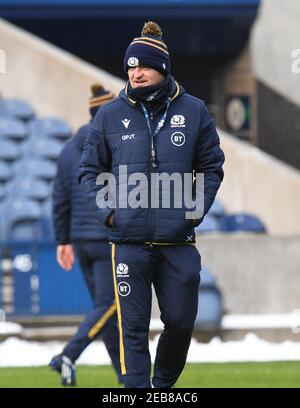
[170,115,185,128]
[116,263,129,276]
[128,57,139,67]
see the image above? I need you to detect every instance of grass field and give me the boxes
[0,362,299,388]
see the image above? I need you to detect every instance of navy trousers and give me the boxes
[112,243,201,388]
[63,241,122,383]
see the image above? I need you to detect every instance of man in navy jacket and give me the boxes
[49,85,122,386]
[79,22,224,388]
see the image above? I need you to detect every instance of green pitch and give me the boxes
[0,362,299,388]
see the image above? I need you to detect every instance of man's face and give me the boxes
[128,66,164,88]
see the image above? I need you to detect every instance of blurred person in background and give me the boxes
[49,84,123,386]
[79,22,224,388]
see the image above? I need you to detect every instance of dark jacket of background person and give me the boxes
[53,124,109,244]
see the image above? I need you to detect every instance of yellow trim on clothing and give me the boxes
[89,93,114,107]
[131,40,169,55]
[111,243,127,375]
[172,82,180,101]
[89,100,110,108]
[125,82,137,104]
[87,303,117,339]
[133,36,168,50]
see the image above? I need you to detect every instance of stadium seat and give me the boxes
[0,140,19,162]
[220,213,266,233]
[0,161,11,183]
[200,267,216,287]
[0,99,35,122]
[194,215,221,233]
[208,198,226,218]
[39,199,54,240]
[4,177,49,202]
[0,116,28,143]
[12,158,57,181]
[41,199,52,217]
[20,138,64,161]
[28,118,72,141]
[0,198,41,240]
[195,267,223,331]
[39,217,55,241]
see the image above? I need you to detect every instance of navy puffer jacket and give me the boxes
[79,80,224,244]
[52,124,109,244]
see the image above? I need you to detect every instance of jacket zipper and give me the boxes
[149,112,157,246]
[141,100,172,246]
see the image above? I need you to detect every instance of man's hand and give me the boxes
[57,244,74,271]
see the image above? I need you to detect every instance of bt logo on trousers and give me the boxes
[118,282,131,297]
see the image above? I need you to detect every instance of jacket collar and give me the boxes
[121,79,183,107]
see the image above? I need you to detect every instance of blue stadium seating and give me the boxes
[0,99,35,122]
[0,161,11,183]
[39,199,54,240]
[0,140,19,162]
[4,177,49,202]
[208,198,226,218]
[20,137,64,161]
[220,213,266,233]
[17,242,92,315]
[28,118,71,141]
[41,198,52,217]
[0,241,93,316]
[195,215,221,233]
[200,267,216,287]
[195,267,223,330]
[12,158,56,181]
[39,218,55,241]
[0,198,41,240]
[0,116,27,142]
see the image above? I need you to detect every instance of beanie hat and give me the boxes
[89,84,114,117]
[124,21,170,76]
